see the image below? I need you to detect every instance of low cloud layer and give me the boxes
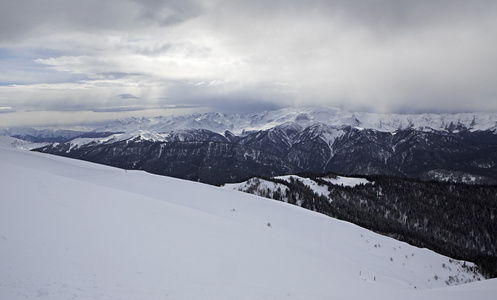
[1,0,496,126]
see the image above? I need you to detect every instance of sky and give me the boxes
[1,0,497,127]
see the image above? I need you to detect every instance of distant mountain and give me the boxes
[2,106,496,185]
[89,106,497,134]
[0,127,117,143]
[36,108,497,184]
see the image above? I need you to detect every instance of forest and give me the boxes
[236,174,497,277]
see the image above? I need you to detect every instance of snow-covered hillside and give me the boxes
[1,147,496,299]
[0,135,48,150]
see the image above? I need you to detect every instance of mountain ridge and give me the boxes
[3,106,496,136]
[2,106,497,184]
[90,106,497,135]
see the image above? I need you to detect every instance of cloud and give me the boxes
[0,106,13,113]
[0,0,204,42]
[203,0,497,112]
[0,0,496,127]
[117,94,140,100]
[91,107,151,113]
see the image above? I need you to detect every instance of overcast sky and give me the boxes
[1,0,497,127]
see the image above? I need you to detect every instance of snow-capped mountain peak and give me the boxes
[86,106,497,136]
[2,106,497,185]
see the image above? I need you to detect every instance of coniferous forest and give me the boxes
[233,174,497,277]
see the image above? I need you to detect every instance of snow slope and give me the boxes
[0,135,48,150]
[1,147,496,300]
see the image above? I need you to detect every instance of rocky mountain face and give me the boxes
[39,134,299,185]
[327,128,497,184]
[8,107,497,185]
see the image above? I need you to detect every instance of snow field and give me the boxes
[1,146,496,299]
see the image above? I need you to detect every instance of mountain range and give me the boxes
[3,106,492,185]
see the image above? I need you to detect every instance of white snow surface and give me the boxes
[1,146,496,300]
[275,174,370,188]
[0,135,48,150]
[321,175,371,187]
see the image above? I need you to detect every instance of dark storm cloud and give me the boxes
[231,0,497,30]
[0,0,202,42]
[117,94,140,100]
[134,0,203,26]
[206,0,497,112]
